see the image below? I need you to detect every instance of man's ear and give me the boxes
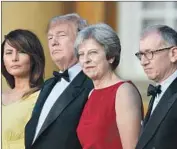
[170,46,177,63]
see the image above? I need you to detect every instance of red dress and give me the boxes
[77,81,128,149]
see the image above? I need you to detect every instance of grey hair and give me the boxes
[46,13,88,33]
[74,23,121,70]
[141,24,177,47]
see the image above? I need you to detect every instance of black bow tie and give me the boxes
[53,70,70,82]
[147,84,161,97]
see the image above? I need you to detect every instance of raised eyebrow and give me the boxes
[144,49,152,52]
[56,31,66,35]
[88,49,98,52]
[48,31,66,36]
[78,48,98,53]
[140,49,152,53]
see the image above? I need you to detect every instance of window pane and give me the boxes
[142,2,165,10]
[142,19,164,29]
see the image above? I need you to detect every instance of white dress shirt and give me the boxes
[151,69,177,115]
[33,63,82,143]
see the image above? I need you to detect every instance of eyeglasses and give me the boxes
[135,46,173,61]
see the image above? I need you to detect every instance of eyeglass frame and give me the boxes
[135,46,174,61]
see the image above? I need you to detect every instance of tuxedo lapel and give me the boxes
[32,78,57,116]
[25,78,57,147]
[34,71,87,141]
[137,77,177,149]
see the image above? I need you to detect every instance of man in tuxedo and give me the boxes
[135,25,177,149]
[25,13,93,149]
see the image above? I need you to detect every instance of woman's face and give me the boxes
[78,38,112,80]
[3,41,31,78]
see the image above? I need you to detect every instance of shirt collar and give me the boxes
[158,69,177,94]
[59,63,82,81]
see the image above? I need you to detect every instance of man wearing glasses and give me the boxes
[135,25,177,149]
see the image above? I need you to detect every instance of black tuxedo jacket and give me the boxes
[136,77,177,149]
[25,71,93,149]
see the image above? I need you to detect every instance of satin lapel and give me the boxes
[137,77,177,149]
[25,78,57,147]
[35,71,86,141]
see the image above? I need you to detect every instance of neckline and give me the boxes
[94,80,130,91]
[2,90,40,106]
[2,99,22,106]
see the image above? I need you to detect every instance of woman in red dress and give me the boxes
[74,23,144,149]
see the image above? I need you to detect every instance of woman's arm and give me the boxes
[115,82,143,149]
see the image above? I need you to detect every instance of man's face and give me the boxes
[139,32,173,83]
[47,22,78,70]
